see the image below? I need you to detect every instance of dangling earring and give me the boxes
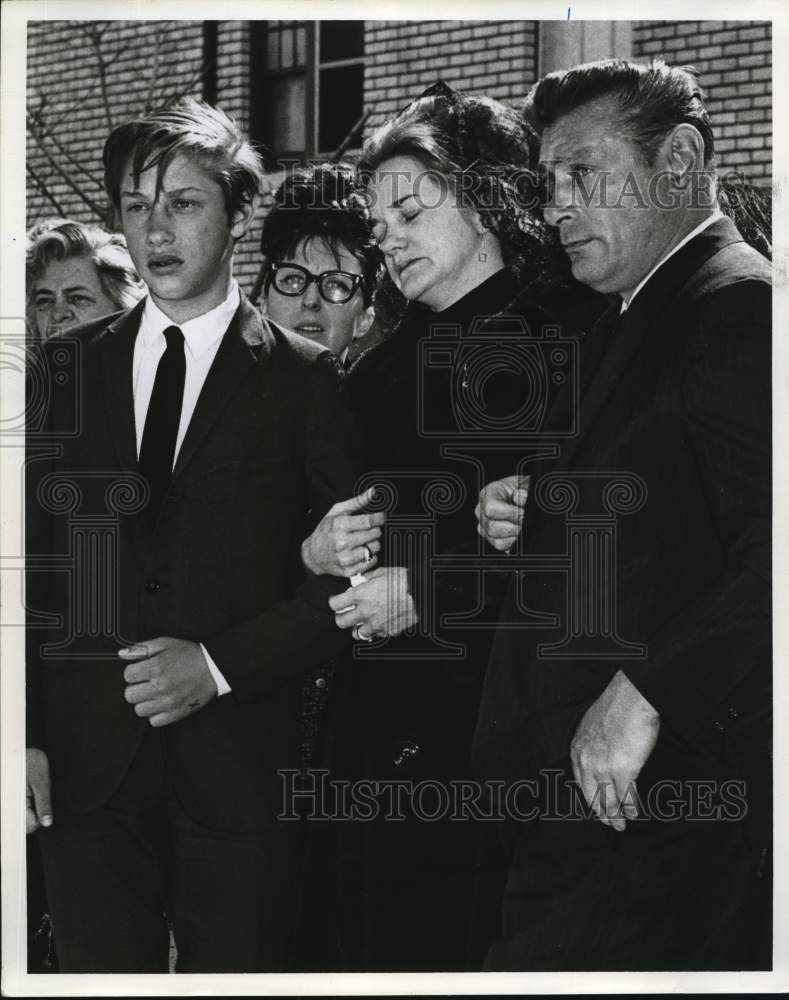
[478,228,487,263]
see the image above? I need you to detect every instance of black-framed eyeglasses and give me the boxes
[269,261,364,304]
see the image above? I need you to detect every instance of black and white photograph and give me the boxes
[1,1,786,994]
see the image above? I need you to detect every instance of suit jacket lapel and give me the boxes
[551,216,748,475]
[171,298,273,482]
[99,300,146,475]
[94,300,151,557]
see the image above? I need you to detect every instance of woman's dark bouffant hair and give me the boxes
[358,82,548,261]
[259,163,383,306]
[356,82,562,322]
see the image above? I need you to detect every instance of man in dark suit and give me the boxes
[474,60,771,969]
[25,98,357,972]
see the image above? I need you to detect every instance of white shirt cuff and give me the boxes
[199,642,232,696]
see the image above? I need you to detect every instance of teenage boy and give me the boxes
[25,98,357,972]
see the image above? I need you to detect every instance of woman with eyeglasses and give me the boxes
[259,164,384,779]
[260,164,378,364]
[257,164,387,970]
[301,83,605,972]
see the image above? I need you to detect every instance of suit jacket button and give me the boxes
[713,720,725,732]
[728,707,739,719]
[315,677,327,690]
[144,579,161,592]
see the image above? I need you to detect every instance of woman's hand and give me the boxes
[329,566,418,638]
[302,487,386,577]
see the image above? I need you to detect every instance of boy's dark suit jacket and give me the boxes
[26,296,357,836]
[473,217,771,967]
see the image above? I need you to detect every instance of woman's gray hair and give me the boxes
[26,219,146,310]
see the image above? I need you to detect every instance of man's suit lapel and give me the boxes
[171,298,273,482]
[96,301,149,557]
[551,215,748,476]
[99,300,146,475]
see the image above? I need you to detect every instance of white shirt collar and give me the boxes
[139,280,241,357]
[620,210,724,313]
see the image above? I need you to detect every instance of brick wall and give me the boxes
[633,20,771,184]
[364,20,538,129]
[213,20,262,286]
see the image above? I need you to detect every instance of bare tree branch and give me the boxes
[28,113,105,194]
[31,34,126,139]
[145,24,165,112]
[157,37,206,108]
[28,127,108,219]
[83,22,118,132]
[26,161,67,217]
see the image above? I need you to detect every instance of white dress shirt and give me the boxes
[132,283,240,696]
[620,209,724,313]
[133,282,241,459]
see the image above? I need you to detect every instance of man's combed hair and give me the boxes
[524,58,715,169]
[260,163,383,306]
[103,97,265,219]
[26,218,145,310]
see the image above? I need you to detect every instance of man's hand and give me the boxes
[26,748,53,834]
[120,637,217,728]
[329,566,417,638]
[475,474,530,551]
[302,486,385,577]
[570,669,660,831]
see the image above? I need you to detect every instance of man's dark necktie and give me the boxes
[138,325,185,526]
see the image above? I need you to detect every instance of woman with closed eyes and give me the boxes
[301,82,605,972]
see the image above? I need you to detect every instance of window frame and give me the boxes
[250,20,365,163]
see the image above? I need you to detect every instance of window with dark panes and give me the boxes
[318,21,364,154]
[250,20,365,162]
[251,20,309,161]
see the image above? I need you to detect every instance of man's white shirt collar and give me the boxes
[620,210,724,313]
[138,280,241,354]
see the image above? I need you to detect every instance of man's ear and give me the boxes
[664,124,706,186]
[230,195,259,241]
[352,305,375,341]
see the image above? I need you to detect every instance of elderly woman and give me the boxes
[24,218,145,971]
[302,83,604,971]
[26,219,145,339]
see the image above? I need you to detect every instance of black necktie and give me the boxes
[138,325,185,526]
